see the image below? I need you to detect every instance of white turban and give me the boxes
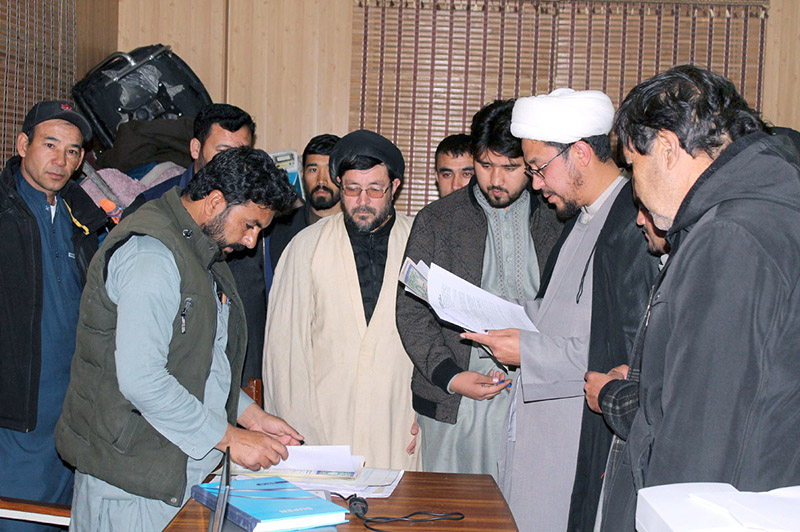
[510,88,615,143]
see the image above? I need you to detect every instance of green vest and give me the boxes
[55,188,247,506]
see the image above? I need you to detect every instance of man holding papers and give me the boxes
[264,130,419,471]
[396,100,561,479]
[462,89,657,530]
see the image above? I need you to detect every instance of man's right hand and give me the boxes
[215,425,289,471]
[449,370,510,400]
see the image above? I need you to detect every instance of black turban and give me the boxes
[328,129,405,186]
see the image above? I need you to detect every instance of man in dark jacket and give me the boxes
[600,64,800,530]
[266,133,342,273]
[396,100,561,478]
[0,101,107,530]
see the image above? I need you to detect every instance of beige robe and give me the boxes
[263,212,419,471]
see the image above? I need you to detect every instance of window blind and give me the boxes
[351,0,768,215]
[1,0,77,159]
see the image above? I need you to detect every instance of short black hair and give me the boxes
[470,99,521,160]
[302,134,341,168]
[193,103,256,146]
[336,154,398,183]
[183,146,296,213]
[615,64,766,158]
[545,135,613,163]
[435,134,472,169]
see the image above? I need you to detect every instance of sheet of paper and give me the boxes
[427,263,537,333]
[229,445,364,479]
[693,488,800,531]
[289,469,405,499]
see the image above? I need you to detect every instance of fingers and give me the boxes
[612,364,630,379]
[225,426,289,471]
[460,331,491,345]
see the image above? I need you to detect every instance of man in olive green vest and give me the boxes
[56,147,302,531]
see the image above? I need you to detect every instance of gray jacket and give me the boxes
[396,181,561,423]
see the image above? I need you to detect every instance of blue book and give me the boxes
[191,477,347,532]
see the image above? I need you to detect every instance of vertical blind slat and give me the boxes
[351,1,767,216]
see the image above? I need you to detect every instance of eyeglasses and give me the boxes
[342,183,392,199]
[525,143,573,180]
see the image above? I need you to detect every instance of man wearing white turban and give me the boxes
[463,88,659,530]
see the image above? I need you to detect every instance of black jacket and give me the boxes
[0,155,106,432]
[602,131,800,530]
[566,180,660,531]
[396,180,562,423]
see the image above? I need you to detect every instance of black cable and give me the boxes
[331,492,465,532]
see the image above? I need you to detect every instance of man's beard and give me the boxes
[343,200,393,233]
[479,184,526,209]
[202,207,245,260]
[555,198,581,221]
[309,185,340,210]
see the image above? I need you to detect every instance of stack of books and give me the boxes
[192,476,348,532]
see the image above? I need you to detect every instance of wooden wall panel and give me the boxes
[226,0,352,153]
[76,0,120,79]
[116,0,228,102]
[763,0,800,130]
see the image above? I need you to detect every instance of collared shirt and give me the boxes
[13,170,81,401]
[474,186,540,298]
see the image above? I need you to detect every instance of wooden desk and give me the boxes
[164,471,518,531]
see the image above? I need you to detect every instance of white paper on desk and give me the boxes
[428,263,537,333]
[692,486,800,531]
[291,469,404,499]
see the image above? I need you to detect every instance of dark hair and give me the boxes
[545,135,613,163]
[615,64,766,158]
[193,103,256,145]
[302,134,341,168]
[470,99,521,160]
[183,146,296,213]
[336,154,398,182]
[435,134,472,168]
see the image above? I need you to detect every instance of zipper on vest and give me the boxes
[180,297,194,334]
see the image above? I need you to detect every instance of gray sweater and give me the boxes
[396,181,562,423]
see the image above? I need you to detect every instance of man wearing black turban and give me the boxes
[263,130,420,471]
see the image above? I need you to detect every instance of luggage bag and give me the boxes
[73,44,212,148]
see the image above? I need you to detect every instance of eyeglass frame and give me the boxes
[525,142,574,180]
[341,182,393,199]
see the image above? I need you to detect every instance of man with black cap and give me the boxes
[0,100,106,529]
[263,129,419,470]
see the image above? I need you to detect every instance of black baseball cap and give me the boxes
[22,100,93,144]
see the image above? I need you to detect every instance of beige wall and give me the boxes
[763,0,800,130]
[226,0,352,152]
[76,0,119,79]
[79,0,800,148]
[116,0,229,103]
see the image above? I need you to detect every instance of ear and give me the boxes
[655,130,682,170]
[16,132,29,158]
[203,189,227,218]
[189,138,202,161]
[570,140,593,167]
[390,178,402,197]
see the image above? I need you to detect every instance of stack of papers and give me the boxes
[229,445,363,480]
[636,482,800,532]
[399,259,537,334]
[226,445,404,499]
